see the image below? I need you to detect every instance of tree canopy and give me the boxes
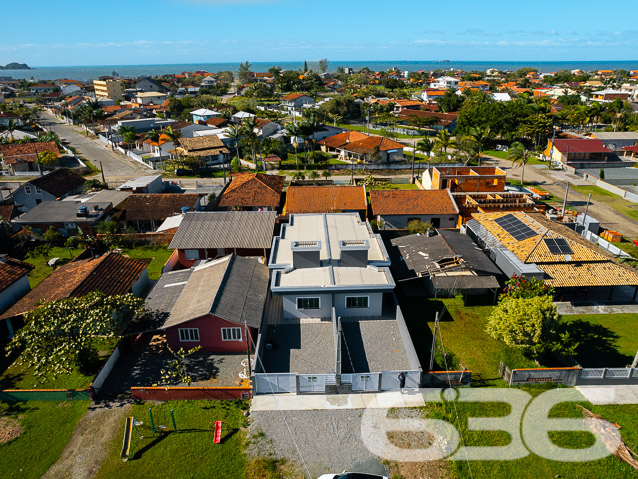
[6,292,145,381]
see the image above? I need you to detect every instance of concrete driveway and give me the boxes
[39,110,150,183]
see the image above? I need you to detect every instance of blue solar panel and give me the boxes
[494,214,537,241]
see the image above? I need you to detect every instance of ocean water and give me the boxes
[2,60,638,81]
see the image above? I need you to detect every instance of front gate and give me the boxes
[299,375,327,393]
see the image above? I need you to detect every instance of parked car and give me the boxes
[317,473,388,479]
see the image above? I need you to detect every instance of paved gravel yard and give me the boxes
[247,409,388,478]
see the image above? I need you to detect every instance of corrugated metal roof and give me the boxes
[168,211,277,250]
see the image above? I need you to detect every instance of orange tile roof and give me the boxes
[284,186,367,214]
[0,253,147,319]
[370,189,458,216]
[282,93,311,100]
[0,141,61,165]
[0,257,33,293]
[218,173,285,208]
[317,130,369,149]
[341,135,405,155]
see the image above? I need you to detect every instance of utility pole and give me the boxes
[100,161,106,187]
[561,182,570,217]
[411,140,416,183]
[429,311,440,371]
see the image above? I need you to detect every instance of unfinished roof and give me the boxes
[0,257,33,294]
[120,193,201,222]
[27,168,85,198]
[218,173,284,208]
[370,189,459,216]
[284,186,367,214]
[163,255,268,329]
[169,211,277,250]
[389,231,501,290]
[270,213,389,267]
[0,252,147,319]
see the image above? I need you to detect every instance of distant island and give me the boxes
[0,62,31,70]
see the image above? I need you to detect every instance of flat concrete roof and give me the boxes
[261,322,336,374]
[271,213,389,267]
[273,265,394,290]
[341,319,411,373]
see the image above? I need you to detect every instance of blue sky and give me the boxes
[1,0,637,66]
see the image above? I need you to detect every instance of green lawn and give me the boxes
[369,183,419,190]
[562,314,638,367]
[120,245,173,280]
[0,401,90,479]
[419,389,638,479]
[97,400,250,479]
[24,247,84,288]
[336,123,426,140]
[616,239,638,258]
[0,338,118,390]
[483,150,546,166]
[572,185,638,221]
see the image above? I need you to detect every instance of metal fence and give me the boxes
[254,373,297,394]
[499,363,638,386]
[0,389,91,402]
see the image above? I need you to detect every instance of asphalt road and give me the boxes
[39,110,150,183]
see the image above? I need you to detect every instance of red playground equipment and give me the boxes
[213,421,222,444]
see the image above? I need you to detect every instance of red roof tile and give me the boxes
[219,173,285,208]
[285,186,367,214]
[551,139,611,154]
[0,253,147,319]
[341,135,405,155]
[317,131,369,149]
[0,141,61,165]
[370,189,458,216]
[282,93,311,100]
[0,257,33,293]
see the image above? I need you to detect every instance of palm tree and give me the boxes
[118,125,137,151]
[3,119,18,141]
[322,169,332,181]
[240,117,260,166]
[161,126,182,160]
[416,138,434,170]
[507,141,528,188]
[144,129,164,170]
[467,126,492,165]
[434,129,456,156]
[286,122,302,168]
[300,109,327,163]
[226,123,243,164]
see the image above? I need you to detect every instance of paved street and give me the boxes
[39,110,150,183]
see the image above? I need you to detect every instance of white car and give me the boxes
[317,472,388,479]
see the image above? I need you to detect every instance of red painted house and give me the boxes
[145,254,269,352]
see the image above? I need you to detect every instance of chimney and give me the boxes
[290,241,322,269]
[76,205,88,217]
[339,240,370,267]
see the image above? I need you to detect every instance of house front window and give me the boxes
[221,327,242,341]
[35,186,42,194]
[297,297,320,310]
[345,296,369,308]
[184,249,199,260]
[24,185,32,194]
[179,328,200,342]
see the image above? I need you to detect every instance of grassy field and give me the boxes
[420,388,638,479]
[0,400,90,479]
[0,338,118,390]
[24,246,84,288]
[616,239,638,258]
[120,245,173,280]
[572,184,638,221]
[483,150,546,166]
[336,123,427,140]
[97,400,251,479]
[562,314,638,367]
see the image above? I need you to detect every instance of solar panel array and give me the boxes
[494,214,537,241]
[544,238,573,255]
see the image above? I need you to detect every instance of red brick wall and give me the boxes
[131,386,251,401]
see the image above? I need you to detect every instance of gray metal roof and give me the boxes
[162,255,268,329]
[144,268,194,314]
[169,211,277,250]
[14,200,112,224]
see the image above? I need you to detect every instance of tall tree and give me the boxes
[416,138,435,170]
[507,141,528,187]
[144,129,164,170]
[161,125,182,162]
[304,60,309,72]
[434,129,456,155]
[238,61,253,84]
[318,58,329,74]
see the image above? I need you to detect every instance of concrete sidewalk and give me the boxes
[251,389,441,411]
[575,385,638,405]
[555,302,638,315]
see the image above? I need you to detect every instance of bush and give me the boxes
[406,219,433,235]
